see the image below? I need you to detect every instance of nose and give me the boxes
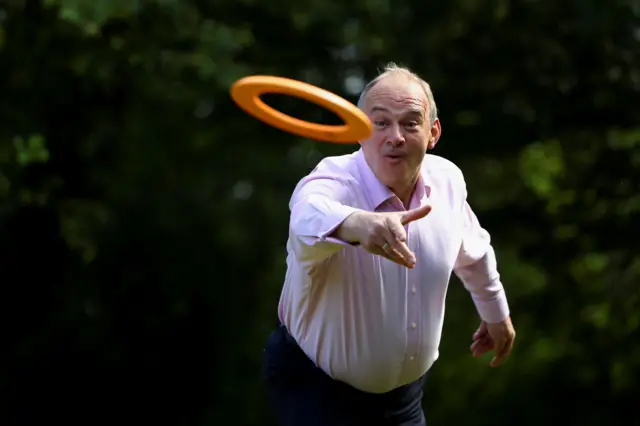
[386,123,405,146]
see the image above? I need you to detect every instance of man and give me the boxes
[262,63,516,426]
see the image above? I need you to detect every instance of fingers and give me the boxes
[381,225,416,268]
[470,323,493,358]
[387,205,430,266]
[371,244,412,268]
[365,232,413,268]
[471,330,509,366]
[473,321,487,340]
[400,204,432,226]
[385,220,416,267]
[470,337,493,358]
[393,241,416,267]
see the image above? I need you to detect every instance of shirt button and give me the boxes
[409,356,415,361]
[411,287,417,294]
[411,322,417,329]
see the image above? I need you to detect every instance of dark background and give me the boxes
[1,0,638,425]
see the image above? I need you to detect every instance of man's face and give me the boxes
[359,77,441,190]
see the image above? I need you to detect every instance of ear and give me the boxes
[427,119,442,149]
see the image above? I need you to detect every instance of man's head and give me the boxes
[357,63,441,194]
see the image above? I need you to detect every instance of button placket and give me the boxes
[404,222,421,365]
[408,221,422,364]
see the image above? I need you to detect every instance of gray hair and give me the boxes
[356,62,438,124]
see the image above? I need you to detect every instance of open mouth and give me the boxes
[385,154,405,161]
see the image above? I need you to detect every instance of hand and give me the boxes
[335,204,432,268]
[470,317,516,367]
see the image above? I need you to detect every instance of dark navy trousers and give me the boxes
[262,324,427,426]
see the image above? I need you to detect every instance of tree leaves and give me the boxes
[1,1,639,425]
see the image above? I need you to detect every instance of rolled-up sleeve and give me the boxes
[453,200,510,324]
[289,176,362,263]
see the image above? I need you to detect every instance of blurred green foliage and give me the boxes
[0,0,638,425]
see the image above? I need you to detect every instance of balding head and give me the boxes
[357,63,438,125]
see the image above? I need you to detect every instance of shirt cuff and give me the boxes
[471,285,510,324]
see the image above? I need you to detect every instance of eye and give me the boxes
[404,121,420,129]
[373,120,388,127]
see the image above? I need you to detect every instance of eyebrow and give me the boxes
[370,106,424,116]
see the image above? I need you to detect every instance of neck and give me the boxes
[391,173,420,209]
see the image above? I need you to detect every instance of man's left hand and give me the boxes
[470,317,516,367]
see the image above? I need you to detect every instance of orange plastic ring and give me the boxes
[230,75,372,143]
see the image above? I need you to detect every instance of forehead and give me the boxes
[364,77,427,115]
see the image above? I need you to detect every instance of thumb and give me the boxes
[400,204,432,225]
[490,339,507,367]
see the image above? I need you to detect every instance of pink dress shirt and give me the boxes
[278,148,510,394]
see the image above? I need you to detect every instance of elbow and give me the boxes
[289,204,314,240]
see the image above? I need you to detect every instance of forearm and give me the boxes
[454,246,510,324]
[288,186,366,264]
[291,195,362,245]
[330,211,368,244]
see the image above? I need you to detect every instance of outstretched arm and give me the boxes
[453,200,509,323]
[288,176,362,263]
[453,198,515,367]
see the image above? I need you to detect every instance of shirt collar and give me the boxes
[355,149,430,210]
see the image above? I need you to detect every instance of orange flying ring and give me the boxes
[230,75,372,143]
